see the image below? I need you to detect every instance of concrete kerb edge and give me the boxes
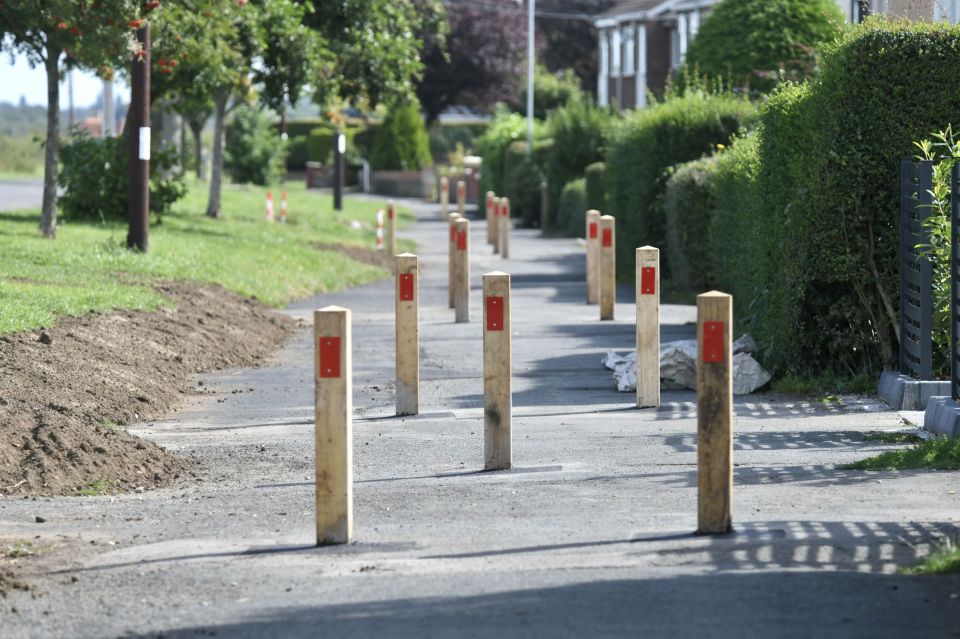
[923,396,960,437]
[877,371,950,411]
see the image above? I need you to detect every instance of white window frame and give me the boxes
[611,27,622,77]
[636,24,647,108]
[598,30,610,107]
[623,25,635,76]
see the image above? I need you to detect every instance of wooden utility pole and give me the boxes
[396,254,419,416]
[127,24,151,252]
[314,306,353,545]
[484,271,512,470]
[696,291,733,535]
[636,246,660,408]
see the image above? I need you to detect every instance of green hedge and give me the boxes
[503,139,553,227]
[371,99,432,171]
[556,178,587,237]
[476,111,540,197]
[585,162,606,213]
[663,156,718,292]
[544,97,612,231]
[428,124,488,163]
[605,91,756,276]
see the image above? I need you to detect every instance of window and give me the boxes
[623,25,635,75]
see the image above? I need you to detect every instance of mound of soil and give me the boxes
[0,282,295,496]
[314,242,394,270]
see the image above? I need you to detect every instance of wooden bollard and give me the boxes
[385,200,397,256]
[499,197,511,259]
[483,271,511,470]
[395,254,419,416]
[636,246,660,408]
[457,180,466,216]
[599,215,616,320]
[585,210,600,305]
[440,176,449,219]
[696,291,733,535]
[448,212,461,309]
[492,198,501,254]
[454,218,470,323]
[314,306,352,545]
[485,191,495,246]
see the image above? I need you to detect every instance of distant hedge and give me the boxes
[371,99,432,171]
[476,111,545,197]
[503,139,553,227]
[604,91,756,276]
[663,156,717,292]
[556,178,587,237]
[585,162,606,213]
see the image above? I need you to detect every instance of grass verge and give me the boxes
[844,436,960,471]
[0,180,411,335]
[903,540,960,575]
[770,372,876,397]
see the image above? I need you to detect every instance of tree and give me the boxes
[537,0,617,93]
[415,2,526,123]
[0,0,144,237]
[684,0,846,93]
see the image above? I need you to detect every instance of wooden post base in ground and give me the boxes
[599,215,616,320]
[484,272,512,470]
[395,254,419,416]
[314,306,352,545]
[454,218,470,323]
[636,246,660,408]
[696,291,733,535]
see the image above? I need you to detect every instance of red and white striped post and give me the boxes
[265,191,275,222]
[280,191,288,223]
[375,209,384,252]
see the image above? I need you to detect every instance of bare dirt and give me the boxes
[0,281,295,497]
[314,242,394,270]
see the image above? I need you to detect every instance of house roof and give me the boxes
[593,0,714,26]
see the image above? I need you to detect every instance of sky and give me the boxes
[0,52,130,108]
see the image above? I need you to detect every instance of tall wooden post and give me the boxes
[485,191,495,246]
[454,218,470,323]
[385,200,397,256]
[599,215,616,320]
[396,254,419,416]
[127,24,150,252]
[499,197,511,259]
[586,210,600,304]
[457,180,466,216]
[448,212,461,309]
[696,291,733,535]
[483,272,512,470]
[636,246,660,408]
[492,198,501,254]
[314,306,352,545]
[440,176,449,219]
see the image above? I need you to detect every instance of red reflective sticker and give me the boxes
[457,230,467,251]
[450,225,456,242]
[589,222,598,239]
[702,322,725,364]
[486,296,504,331]
[602,228,612,247]
[319,337,341,378]
[502,202,510,217]
[641,267,656,295]
[399,273,415,301]
[388,206,394,220]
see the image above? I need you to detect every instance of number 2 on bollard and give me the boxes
[486,296,504,331]
[318,337,341,378]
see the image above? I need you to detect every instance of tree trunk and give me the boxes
[40,48,61,238]
[206,94,227,218]
[189,118,204,180]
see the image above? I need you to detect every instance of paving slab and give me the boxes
[1,197,960,638]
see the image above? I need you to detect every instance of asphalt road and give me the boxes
[2,197,959,638]
[0,177,42,212]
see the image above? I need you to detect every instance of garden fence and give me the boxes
[899,158,934,381]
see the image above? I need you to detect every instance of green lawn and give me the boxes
[0,180,412,335]
[844,436,960,471]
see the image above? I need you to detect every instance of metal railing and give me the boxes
[899,158,934,380]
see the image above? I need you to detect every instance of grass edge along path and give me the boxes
[0,181,412,335]
[844,436,960,471]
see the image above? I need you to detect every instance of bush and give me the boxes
[476,111,537,197]
[59,132,185,222]
[371,98,432,171]
[585,162,606,213]
[428,124,488,164]
[663,156,718,291]
[516,65,584,119]
[502,139,553,227]
[286,135,309,171]
[605,90,756,275]
[556,178,587,237]
[225,105,286,185]
[544,97,613,230]
[684,0,845,93]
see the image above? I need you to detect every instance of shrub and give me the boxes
[515,65,584,119]
[428,124,488,164]
[286,134,309,170]
[605,90,756,275]
[225,105,286,185]
[663,156,718,292]
[556,178,587,237]
[476,110,536,197]
[585,162,606,213]
[502,139,553,227]
[544,96,613,230]
[684,0,845,93]
[371,98,432,171]
[59,132,185,223]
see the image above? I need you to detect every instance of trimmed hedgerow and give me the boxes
[476,111,542,197]
[556,178,587,237]
[663,155,718,292]
[684,0,845,93]
[371,98,432,171]
[585,161,606,213]
[503,138,554,227]
[604,90,756,276]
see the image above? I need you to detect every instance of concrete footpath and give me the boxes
[2,197,960,638]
